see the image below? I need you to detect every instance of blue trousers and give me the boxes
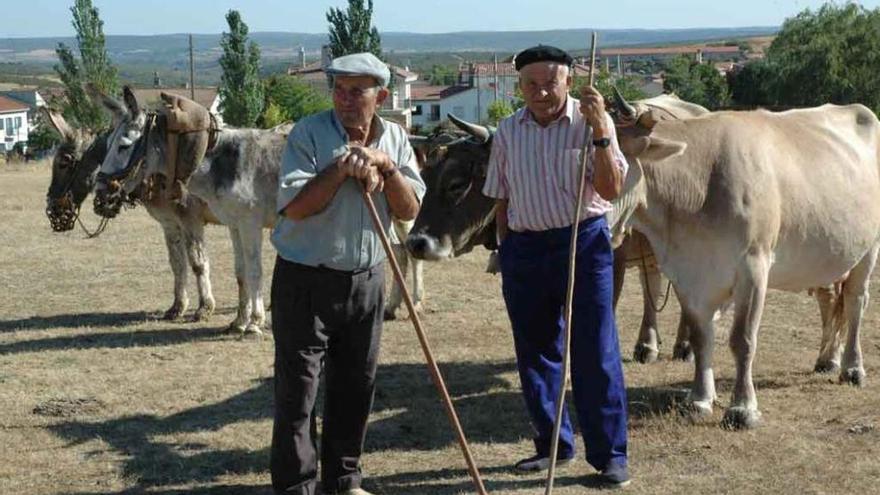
[499,215,628,471]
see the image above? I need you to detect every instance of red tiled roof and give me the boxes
[0,95,30,113]
[599,46,741,57]
[410,85,472,101]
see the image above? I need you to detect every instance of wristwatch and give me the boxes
[381,166,399,179]
[592,137,612,148]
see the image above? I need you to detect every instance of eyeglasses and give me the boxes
[333,85,379,99]
[521,79,564,93]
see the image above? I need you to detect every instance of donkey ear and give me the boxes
[41,107,75,141]
[122,86,140,116]
[85,83,127,123]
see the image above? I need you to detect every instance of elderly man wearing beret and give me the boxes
[483,45,631,488]
[270,52,426,495]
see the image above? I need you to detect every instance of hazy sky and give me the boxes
[5,0,880,37]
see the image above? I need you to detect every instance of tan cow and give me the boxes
[611,95,880,429]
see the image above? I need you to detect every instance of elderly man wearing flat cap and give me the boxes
[270,52,426,495]
[483,45,631,487]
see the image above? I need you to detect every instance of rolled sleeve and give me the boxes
[397,139,427,202]
[482,126,508,199]
[276,125,318,214]
[605,113,629,178]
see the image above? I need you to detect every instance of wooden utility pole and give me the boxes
[189,34,196,100]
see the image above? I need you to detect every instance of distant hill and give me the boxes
[1,26,778,65]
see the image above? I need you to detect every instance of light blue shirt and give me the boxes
[271,109,426,271]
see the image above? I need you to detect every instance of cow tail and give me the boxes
[829,283,847,343]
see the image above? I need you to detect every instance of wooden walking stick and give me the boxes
[360,188,489,495]
[544,31,599,495]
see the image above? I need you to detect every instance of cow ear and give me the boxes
[123,86,140,116]
[41,107,75,141]
[641,137,687,162]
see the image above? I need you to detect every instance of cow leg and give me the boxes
[633,262,662,363]
[226,226,249,335]
[181,214,215,322]
[813,286,842,373]
[238,221,266,338]
[684,305,717,419]
[722,253,770,430]
[672,288,695,362]
[838,246,878,386]
[159,221,189,321]
[411,255,424,314]
[384,242,407,320]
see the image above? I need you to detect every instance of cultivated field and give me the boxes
[1,166,878,495]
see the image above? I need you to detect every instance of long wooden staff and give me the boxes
[544,31,599,495]
[360,189,489,495]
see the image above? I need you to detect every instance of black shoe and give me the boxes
[514,453,574,472]
[598,461,631,488]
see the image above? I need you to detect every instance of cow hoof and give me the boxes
[225,321,246,335]
[163,304,187,321]
[633,343,659,364]
[193,305,214,322]
[679,399,713,420]
[839,368,866,387]
[813,360,840,374]
[383,310,398,321]
[721,407,762,430]
[672,342,694,362]
[239,324,264,341]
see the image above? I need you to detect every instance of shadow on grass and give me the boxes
[0,310,153,333]
[50,358,692,492]
[0,325,230,355]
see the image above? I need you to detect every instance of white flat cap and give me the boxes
[326,52,391,87]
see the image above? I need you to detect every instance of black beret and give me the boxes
[514,45,574,71]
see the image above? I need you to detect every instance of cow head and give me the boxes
[43,108,112,232]
[93,86,148,218]
[406,114,497,260]
[607,89,700,237]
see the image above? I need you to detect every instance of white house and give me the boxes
[410,85,474,129]
[0,95,30,153]
[0,89,46,131]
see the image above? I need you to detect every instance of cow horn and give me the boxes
[447,113,491,143]
[611,86,637,120]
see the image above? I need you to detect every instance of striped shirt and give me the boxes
[483,97,628,232]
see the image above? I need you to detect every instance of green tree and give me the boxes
[763,3,880,112]
[53,0,119,132]
[28,117,61,155]
[218,10,264,127]
[663,55,730,109]
[326,0,382,58]
[427,64,457,86]
[571,68,647,102]
[487,99,514,125]
[728,59,782,108]
[261,75,333,127]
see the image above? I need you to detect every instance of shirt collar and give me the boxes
[517,96,577,127]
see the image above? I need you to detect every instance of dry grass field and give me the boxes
[2,165,879,495]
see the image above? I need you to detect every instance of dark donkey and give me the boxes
[43,92,216,322]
